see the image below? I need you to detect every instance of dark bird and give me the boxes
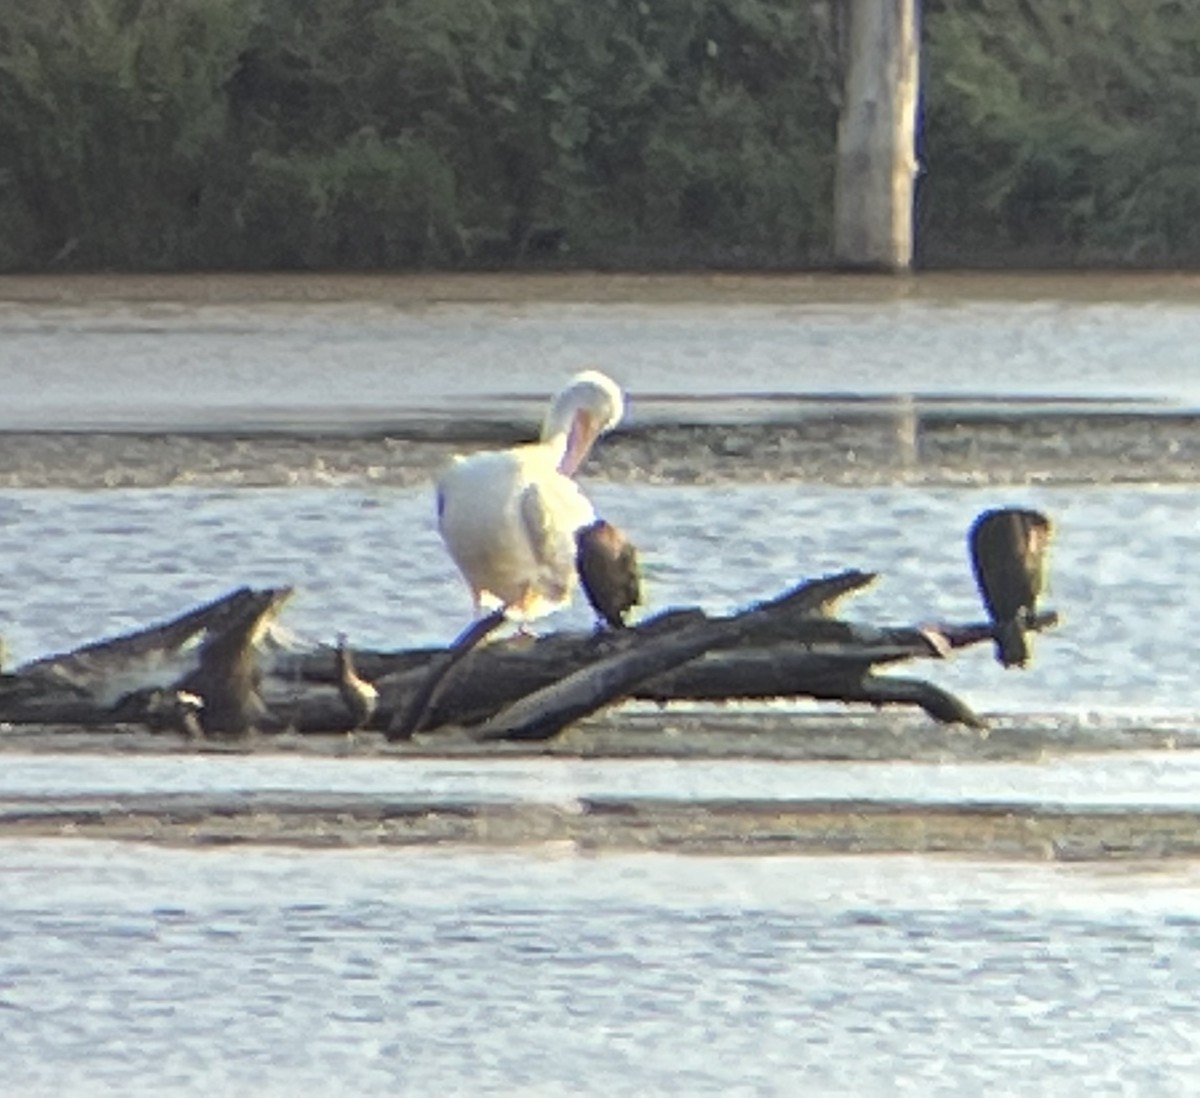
[575,519,642,629]
[968,507,1053,668]
[115,687,205,739]
[169,690,206,740]
[179,588,290,737]
[336,633,378,731]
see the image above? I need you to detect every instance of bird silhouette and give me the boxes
[968,507,1052,668]
[336,633,378,731]
[575,519,642,629]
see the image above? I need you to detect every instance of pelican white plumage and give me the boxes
[436,370,626,622]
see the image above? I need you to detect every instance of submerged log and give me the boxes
[0,573,1059,741]
[388,609,508,740]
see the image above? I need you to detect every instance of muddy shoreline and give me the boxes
[3,716,1197,858]
[3,792,1198,861]
[3,409,1199,488]
[1,711,1193,762]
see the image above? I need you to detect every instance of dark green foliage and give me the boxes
[234,132,459,268]
[922,0,1200,265]
[0,0,255,269]
[1,0,1199,270]
[0,0,839,270]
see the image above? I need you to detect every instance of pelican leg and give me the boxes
[509,583,544,640]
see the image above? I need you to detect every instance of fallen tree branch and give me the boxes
[387,608,507,740]
[0,572,1058,739]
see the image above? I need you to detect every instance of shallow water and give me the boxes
[0,481,1188,717]
[3,274,1198,1093]
[4,841,1200,1095]
[4,749,1200,809]
[4,272,1200,429]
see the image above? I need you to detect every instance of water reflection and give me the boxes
[5,750,1200,809]
[6,272,1200,429]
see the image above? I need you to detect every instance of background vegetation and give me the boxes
[0,0,1195,271]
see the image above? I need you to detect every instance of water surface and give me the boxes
[2,273,1196,1094]
[5,750,1200,809]
[4,841,1200,1095]
[4,272,1200,429]
[0,482,1185,717]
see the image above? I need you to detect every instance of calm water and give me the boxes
[5,841,1200,1095]
[4,272,1200,429]
[6,750,1200,808]
[3,274,1199,1093]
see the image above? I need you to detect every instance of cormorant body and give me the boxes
[575,519,642,629]
[968,507,1052,668]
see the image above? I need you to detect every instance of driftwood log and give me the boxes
[0,571,1059,742]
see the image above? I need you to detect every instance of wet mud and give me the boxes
[2,712,1198,858]
[3,410,1199,489]
[3,789,1200,862]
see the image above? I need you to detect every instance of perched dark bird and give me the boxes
[336,633,378,731]
[575,519,642,629]
[968,507,1053,668]
[168,690,206,740]
[115,687,205,739]
[179,588,291,737]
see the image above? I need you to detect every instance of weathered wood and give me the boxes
[387,608,507,740]
[832,0,919,270]
[0,571,1059,739]
[3,586,292,728]
[935,611,1059,653]
[474,571,892,741]
[379,572,882,732]
[177,587,292,737]
[476,614,740,742]
[19,586,280,700]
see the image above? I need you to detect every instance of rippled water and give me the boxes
[0,481,1189,716]
[3,274,1198,1093]
[5,841,1200,1095]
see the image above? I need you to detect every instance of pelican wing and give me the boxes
[437,442,599,619]
[519,482,560,569]
[518,477,597,611]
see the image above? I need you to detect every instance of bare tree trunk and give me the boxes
[832,0,920,271]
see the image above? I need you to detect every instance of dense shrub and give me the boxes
[0,0,1196,270]
[922,0,1200,265]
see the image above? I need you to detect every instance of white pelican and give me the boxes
[436,370,626,621]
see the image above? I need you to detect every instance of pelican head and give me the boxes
[541,370,625,476]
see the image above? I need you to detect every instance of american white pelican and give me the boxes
[436,370,626,621]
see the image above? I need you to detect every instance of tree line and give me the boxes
[0,0,1194,272]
